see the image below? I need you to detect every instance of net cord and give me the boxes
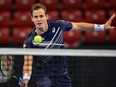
[0,48,116,57]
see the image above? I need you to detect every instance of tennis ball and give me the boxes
[34,35,42,43]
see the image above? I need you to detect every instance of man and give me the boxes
[20,3,115,87]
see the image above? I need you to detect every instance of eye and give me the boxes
[34,16,38,18]
[39,15,44,18]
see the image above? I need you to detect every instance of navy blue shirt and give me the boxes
[23,20,72,76]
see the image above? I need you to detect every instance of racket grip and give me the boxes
[19,77,24,85]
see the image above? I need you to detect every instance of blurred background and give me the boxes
[0,0,116,48]
[0,0,116,87]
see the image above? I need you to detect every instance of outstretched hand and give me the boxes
[104,13,115,30]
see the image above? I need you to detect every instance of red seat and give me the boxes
[48,11,59,21]
[12,27,32,45]
[63,30,82,48]
[62,0,83,10]
[84,30,106,43]
[15,0,35,11]
[108,0,116,10]
[13,11,33,27]
[85,10,106,24]
[109,10,116,26]
[61,10,84,22]
[0,0,12,11]
[39,0,59,10]
[0,12,11,27]
[0,28,10,45]
[84,0,107,10]
[108,29,116,43]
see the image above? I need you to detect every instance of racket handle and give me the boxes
[19,77,24,85]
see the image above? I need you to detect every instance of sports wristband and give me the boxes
[23,73,31,80]
[94,24,104,31]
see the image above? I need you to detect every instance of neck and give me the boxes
[35,27,48,35]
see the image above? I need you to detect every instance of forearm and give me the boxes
[72,22,104,30]
[76,22,94,30]
[23,55,33,75]
[19,55,33,86]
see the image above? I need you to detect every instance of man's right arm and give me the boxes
[20,55,33,87]
[23,55,33,75]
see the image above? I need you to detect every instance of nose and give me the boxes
[37,17,41,21]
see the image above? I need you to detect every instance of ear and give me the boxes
[46,14,49,20]
[31,16,34,22]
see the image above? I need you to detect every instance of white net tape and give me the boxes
[0,48,116,57]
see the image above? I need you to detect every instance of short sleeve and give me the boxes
[64,21,72,31]
[56,20,72,32]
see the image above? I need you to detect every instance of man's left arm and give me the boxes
[71,13,115,31]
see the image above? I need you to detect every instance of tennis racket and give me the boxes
[0,55,24,85]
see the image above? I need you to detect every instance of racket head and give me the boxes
[0,55,14,77]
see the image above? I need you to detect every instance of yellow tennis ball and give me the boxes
[34,35,42,43]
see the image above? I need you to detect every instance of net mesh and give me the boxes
[0,48,116,87]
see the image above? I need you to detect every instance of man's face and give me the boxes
[31,8,48,34]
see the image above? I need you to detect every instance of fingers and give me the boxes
[109,26,115,29]
[110,13,115,20]
[107,13,115,24]
[108,13,116,29]
[24,79,29,85]
[19,83,28,87]
[104,13,116,29]
[24,84,28,87]
[19,84,25,87]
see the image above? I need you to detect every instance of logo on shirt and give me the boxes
[52,27,55,33]
[23,44,26,48]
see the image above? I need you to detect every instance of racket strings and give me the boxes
[1,55,14,76]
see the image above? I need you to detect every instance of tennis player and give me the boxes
[20,3,115,87]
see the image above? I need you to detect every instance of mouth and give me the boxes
[36,21,42,25]
[36,21,45,32]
